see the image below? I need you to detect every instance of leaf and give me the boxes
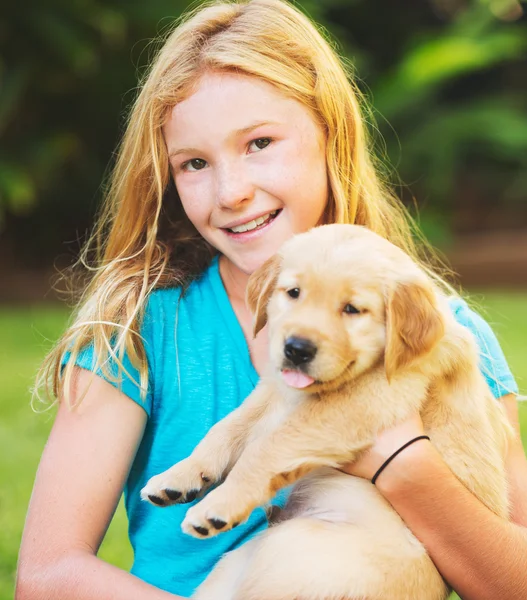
[393,99,527,201]
[373,11,527,120]
[398,32,526,88]
[0,65,31,135]
[0,163,36,213]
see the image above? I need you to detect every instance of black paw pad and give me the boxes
[185,489,199,502]
[193,525,209,536]
[148,494,166,506]
[208,518,227,530]
[164,489,182,501]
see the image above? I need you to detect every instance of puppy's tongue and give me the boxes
[281,369,315,389]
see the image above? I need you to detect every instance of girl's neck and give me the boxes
[218,254,269,376]
[218,255,251,307]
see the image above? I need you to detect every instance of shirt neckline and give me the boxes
[207,255,260,387]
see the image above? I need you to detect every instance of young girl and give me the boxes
[17,1,527,599]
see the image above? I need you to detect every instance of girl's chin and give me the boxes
[219,252,277,277]
[217,224,299,275]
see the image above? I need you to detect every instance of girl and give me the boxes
[17,1,527,599]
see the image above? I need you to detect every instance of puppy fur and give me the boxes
[142,224,513,600]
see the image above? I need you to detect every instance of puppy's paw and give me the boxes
[140,458,213,507]
[181,487,251,539]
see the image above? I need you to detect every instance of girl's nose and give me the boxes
[215,161,255,210]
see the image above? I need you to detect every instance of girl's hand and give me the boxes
[339,414,426,481]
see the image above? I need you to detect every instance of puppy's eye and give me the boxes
[287,288,300,299]
[343,303,360,315]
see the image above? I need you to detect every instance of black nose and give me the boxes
[284,337,317,365]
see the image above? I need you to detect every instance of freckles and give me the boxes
[185,201,203,218]
[176,188,199,213]
[176,178,210,213]
[289,141,326,194]
[298,116,326,158]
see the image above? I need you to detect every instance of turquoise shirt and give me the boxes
[69,255,518,597]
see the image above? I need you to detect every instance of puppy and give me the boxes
[142,224,513,600]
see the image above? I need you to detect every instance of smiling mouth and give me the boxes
[226,209,281,233]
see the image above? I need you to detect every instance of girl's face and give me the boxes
[164,71,329,277]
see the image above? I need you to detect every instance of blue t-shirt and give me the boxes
[69,255,518,596]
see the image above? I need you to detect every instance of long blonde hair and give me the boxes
[34,0,453,408]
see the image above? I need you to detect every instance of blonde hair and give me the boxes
[34,0,453,409]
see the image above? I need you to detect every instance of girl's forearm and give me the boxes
[15,550,185,600]
[376,442,527,600]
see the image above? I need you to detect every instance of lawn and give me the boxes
[1,293,526,599]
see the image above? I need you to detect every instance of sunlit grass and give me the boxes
[0,305,132,600]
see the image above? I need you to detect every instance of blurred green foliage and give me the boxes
[0,0,193,261]
[1,0,526,259]
[370,1,527,244]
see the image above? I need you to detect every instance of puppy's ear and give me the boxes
[246,254,282,338]
[384,280,445,381]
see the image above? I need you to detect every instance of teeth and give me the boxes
[230,210,278,233]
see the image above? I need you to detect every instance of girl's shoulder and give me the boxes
[145,255,220,318]
[142,257,218,334]
[62,260,220,415]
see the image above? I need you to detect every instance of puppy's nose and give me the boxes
[284,337,317,365]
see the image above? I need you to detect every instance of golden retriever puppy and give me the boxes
[142,224,513,600]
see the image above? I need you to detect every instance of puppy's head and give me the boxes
[247,224,445,391]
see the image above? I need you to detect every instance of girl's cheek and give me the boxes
[176,173,210,203]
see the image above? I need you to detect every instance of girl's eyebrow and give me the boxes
[168,120,280,158]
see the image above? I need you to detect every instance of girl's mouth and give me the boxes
[223,209,282,238]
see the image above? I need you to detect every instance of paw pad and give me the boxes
[185,489,199,502]
[164,489,182,501]
[148,495,166,507]
[208,518,227,530]
[193,525,209,536]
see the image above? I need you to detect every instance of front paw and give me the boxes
[140,458,213,507]
[181,486,253,539]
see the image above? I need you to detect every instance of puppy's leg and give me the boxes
[182,409,365,537]
[141,380,275,508]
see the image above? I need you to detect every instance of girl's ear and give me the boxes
[384,280,445,382]
[246,254,282,338]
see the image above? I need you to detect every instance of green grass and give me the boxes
[0,305,132,600]
[1,294,526,600]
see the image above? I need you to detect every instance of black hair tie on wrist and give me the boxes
[371,435,430,486]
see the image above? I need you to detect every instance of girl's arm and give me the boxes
[16,367,184,600]
[345,394,527,600]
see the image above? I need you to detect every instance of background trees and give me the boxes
[1,0,526,268]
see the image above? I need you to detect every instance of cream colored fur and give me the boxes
[142,224,513,600]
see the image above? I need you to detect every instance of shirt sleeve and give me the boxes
[449,297,519,399]
[60,294,158,417]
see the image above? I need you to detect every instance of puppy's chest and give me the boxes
[247,397,302,444]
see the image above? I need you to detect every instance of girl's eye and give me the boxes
[287,288,300,299]
[182,158,207,172]
[249,137,272,152]
[180,138,271,172]
[343,303,360,315]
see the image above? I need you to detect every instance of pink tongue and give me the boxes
[281,370,315,389]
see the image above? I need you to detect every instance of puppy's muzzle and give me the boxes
[284,336,318,366]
